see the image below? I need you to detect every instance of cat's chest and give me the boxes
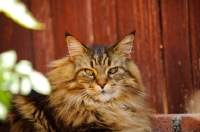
[61,104,134,128]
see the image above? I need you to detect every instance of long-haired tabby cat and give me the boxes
[0,32,152,132]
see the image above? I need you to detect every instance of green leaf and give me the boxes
[0,90,11,120]
[29,71,51,95]
[0,90,11,109]
[15,60,33,75]
[20,76,31,95]
[0,0,44,30]
[0,70,3,84]
[0,50,17,70]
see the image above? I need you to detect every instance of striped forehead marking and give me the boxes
[90,44,112,67]
[91,53,110,67]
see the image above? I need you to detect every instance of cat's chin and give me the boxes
[94,93,112,102]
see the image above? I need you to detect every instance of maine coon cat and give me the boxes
[0,32,152,132]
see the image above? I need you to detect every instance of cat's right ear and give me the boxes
[66,35,87,57]
[113,31,135,56]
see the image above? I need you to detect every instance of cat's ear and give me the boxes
[113,31,135,55]
[66,35,87,57]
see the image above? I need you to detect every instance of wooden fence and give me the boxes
[0,0,199,114]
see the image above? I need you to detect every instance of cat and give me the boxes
[0,32,152,132]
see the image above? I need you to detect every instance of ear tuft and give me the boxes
[114,34,135,55]
[65,31,72,37]
[130,30,136,35]
[66,36,87,57]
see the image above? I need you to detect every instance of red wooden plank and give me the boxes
[116,0,164,113]
[0,14,14,52]
[143,0,164,114]
[116,0,136,39]
[188,0,200,112]
[92,0,117,44]
[50,0,94,59]
[69,0,94,46]
[0,0,32,62]
[161,0,193,113]
[30,0,55,73]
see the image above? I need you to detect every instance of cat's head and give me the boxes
[48,32,145,103]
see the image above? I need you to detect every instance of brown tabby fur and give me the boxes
[0,32,152,132]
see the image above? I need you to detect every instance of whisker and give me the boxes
[124,85,145,96]
[142,76,151,82]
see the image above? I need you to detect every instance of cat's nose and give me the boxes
[96,78,107,89]
[99,83,106,89]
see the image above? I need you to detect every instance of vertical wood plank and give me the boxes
[189,0,200,92]
[92,0,117,44]
[0,0,32,62]
[116,0,164,113]
[69,0,94,46]
[145,0,164,113]
[50,0,94,59]
[116,0,136,39]
[188,0,200,112]
[30,0,55,73]
[161,0,193,113]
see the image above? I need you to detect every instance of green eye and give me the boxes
[108,67,118,74]
[85,69,94,76]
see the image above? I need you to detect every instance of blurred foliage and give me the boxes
[0,51,51,120]
[0,0,50,120]
[0,0,44,30]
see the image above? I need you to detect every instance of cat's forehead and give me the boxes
[89,44,110,68]
[79,44,122,69]
[92,44,106,55]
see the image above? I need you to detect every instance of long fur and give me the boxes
[0,33,152,132]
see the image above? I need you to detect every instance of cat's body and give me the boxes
[0,32,152,132]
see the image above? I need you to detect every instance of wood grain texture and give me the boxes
[161,0,193,113]
[30,0,55,73]
[63,0,94,45]
[116,0,135,39]
[145,0,164,114]
[188,0,200,92]
[50,0,94,59]
[92,0,117,44]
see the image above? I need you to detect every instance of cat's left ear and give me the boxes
[66,34,87,57]
[114,31,135,56]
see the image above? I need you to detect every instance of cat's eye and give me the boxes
[85,69,94,76]
[108,67,118,74]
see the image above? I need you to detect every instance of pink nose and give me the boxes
[98,83,106,89]
[96,78,107,89]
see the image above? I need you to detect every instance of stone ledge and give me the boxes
[151,114,200,132]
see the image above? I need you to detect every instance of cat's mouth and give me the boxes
[88,85,118,102]
[98,90,109,97]
[101,90,106,94]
